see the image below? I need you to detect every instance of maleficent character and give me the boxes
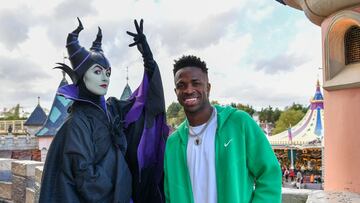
[39,18,168,203]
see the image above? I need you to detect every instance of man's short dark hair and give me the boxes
[173,55,208,75]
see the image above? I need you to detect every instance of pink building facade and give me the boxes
[277,0,360,193]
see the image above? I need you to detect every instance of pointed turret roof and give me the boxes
[120,66,132,100]
[310,79,324,110]
[120,83,132,101]
[59,71,68,88]
[24,97,47,126]
[36,72,73,137]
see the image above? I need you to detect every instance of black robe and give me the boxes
[39,102,132,203]
[40,49,168,203]
[107,59,168,203]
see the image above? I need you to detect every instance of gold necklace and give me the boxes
[187,108,215,145]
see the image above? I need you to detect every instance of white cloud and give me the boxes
[0,0,323,113]
[254,53,308,74]
[206,15,322,109]
[0,6,34,50]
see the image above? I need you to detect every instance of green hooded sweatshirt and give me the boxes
[164,105,282,203]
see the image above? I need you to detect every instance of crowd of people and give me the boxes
[282,165,322,189]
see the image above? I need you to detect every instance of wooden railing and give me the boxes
[0,120,27,134]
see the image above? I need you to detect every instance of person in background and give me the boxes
[284,167,290,182]
[289,168,295,182]
[296,171,303,189]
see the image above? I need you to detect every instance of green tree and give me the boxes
[272,109,305,134]
[236,103,255,116]
[1,104,23,120]
[210,100,220,105]
[259,106,273,123]
[175,108,186,125]
[166,102,186,128]
[287,103,308,114]
[166,102,182,119]
[273,108,282,122]
[259,106,283,124]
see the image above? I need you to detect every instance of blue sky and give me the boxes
[0,0,322,113]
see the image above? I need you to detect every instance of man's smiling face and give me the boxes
[174,66,211,114]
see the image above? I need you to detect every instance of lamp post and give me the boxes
[288,124,294,170]
[290,140,294,170]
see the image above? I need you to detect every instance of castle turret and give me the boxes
[35,72,72,161]
[120,66,132,100]
[24,97,47,135]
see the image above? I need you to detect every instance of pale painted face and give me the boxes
[83,64,111,96]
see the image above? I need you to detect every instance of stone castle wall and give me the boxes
[0,135,38,151]
[0,158,359,203]
[0,158,43,203]
[0,150,41,162]
[0,134,41,162]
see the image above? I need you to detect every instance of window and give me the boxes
[345,26,360,64]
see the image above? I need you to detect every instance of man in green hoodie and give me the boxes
[164,55,282,203]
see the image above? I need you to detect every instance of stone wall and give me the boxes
[11,160,43,203]
[282,188,360,203]
[0,150,41,161]
[0,158,14,202]
[0,157,360,203]
[306,190,360,202]
[0,135,38,151]
[282,188,312,203]
[0,134,41,162]
[0,158,43,203]
[33,166,43,203]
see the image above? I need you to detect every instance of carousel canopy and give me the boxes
[268,80,324,149]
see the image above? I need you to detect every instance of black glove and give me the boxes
[126,19,153,59]
[127,19,157,76]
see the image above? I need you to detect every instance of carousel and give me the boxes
[268,80,324,184]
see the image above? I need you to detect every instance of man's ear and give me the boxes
[207,83,211,96]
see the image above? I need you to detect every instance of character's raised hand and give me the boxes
[126,19,144,46]
[126,19,152,58]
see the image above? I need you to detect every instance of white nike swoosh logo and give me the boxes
[224,139,233,147]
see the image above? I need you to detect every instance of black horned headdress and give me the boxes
[55,18,111,84]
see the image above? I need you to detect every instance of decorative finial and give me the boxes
[63,52,68,63]
[62,53,68,80]
[38,96,40,105]
[126,66,129,84]
[317,67,322,85]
